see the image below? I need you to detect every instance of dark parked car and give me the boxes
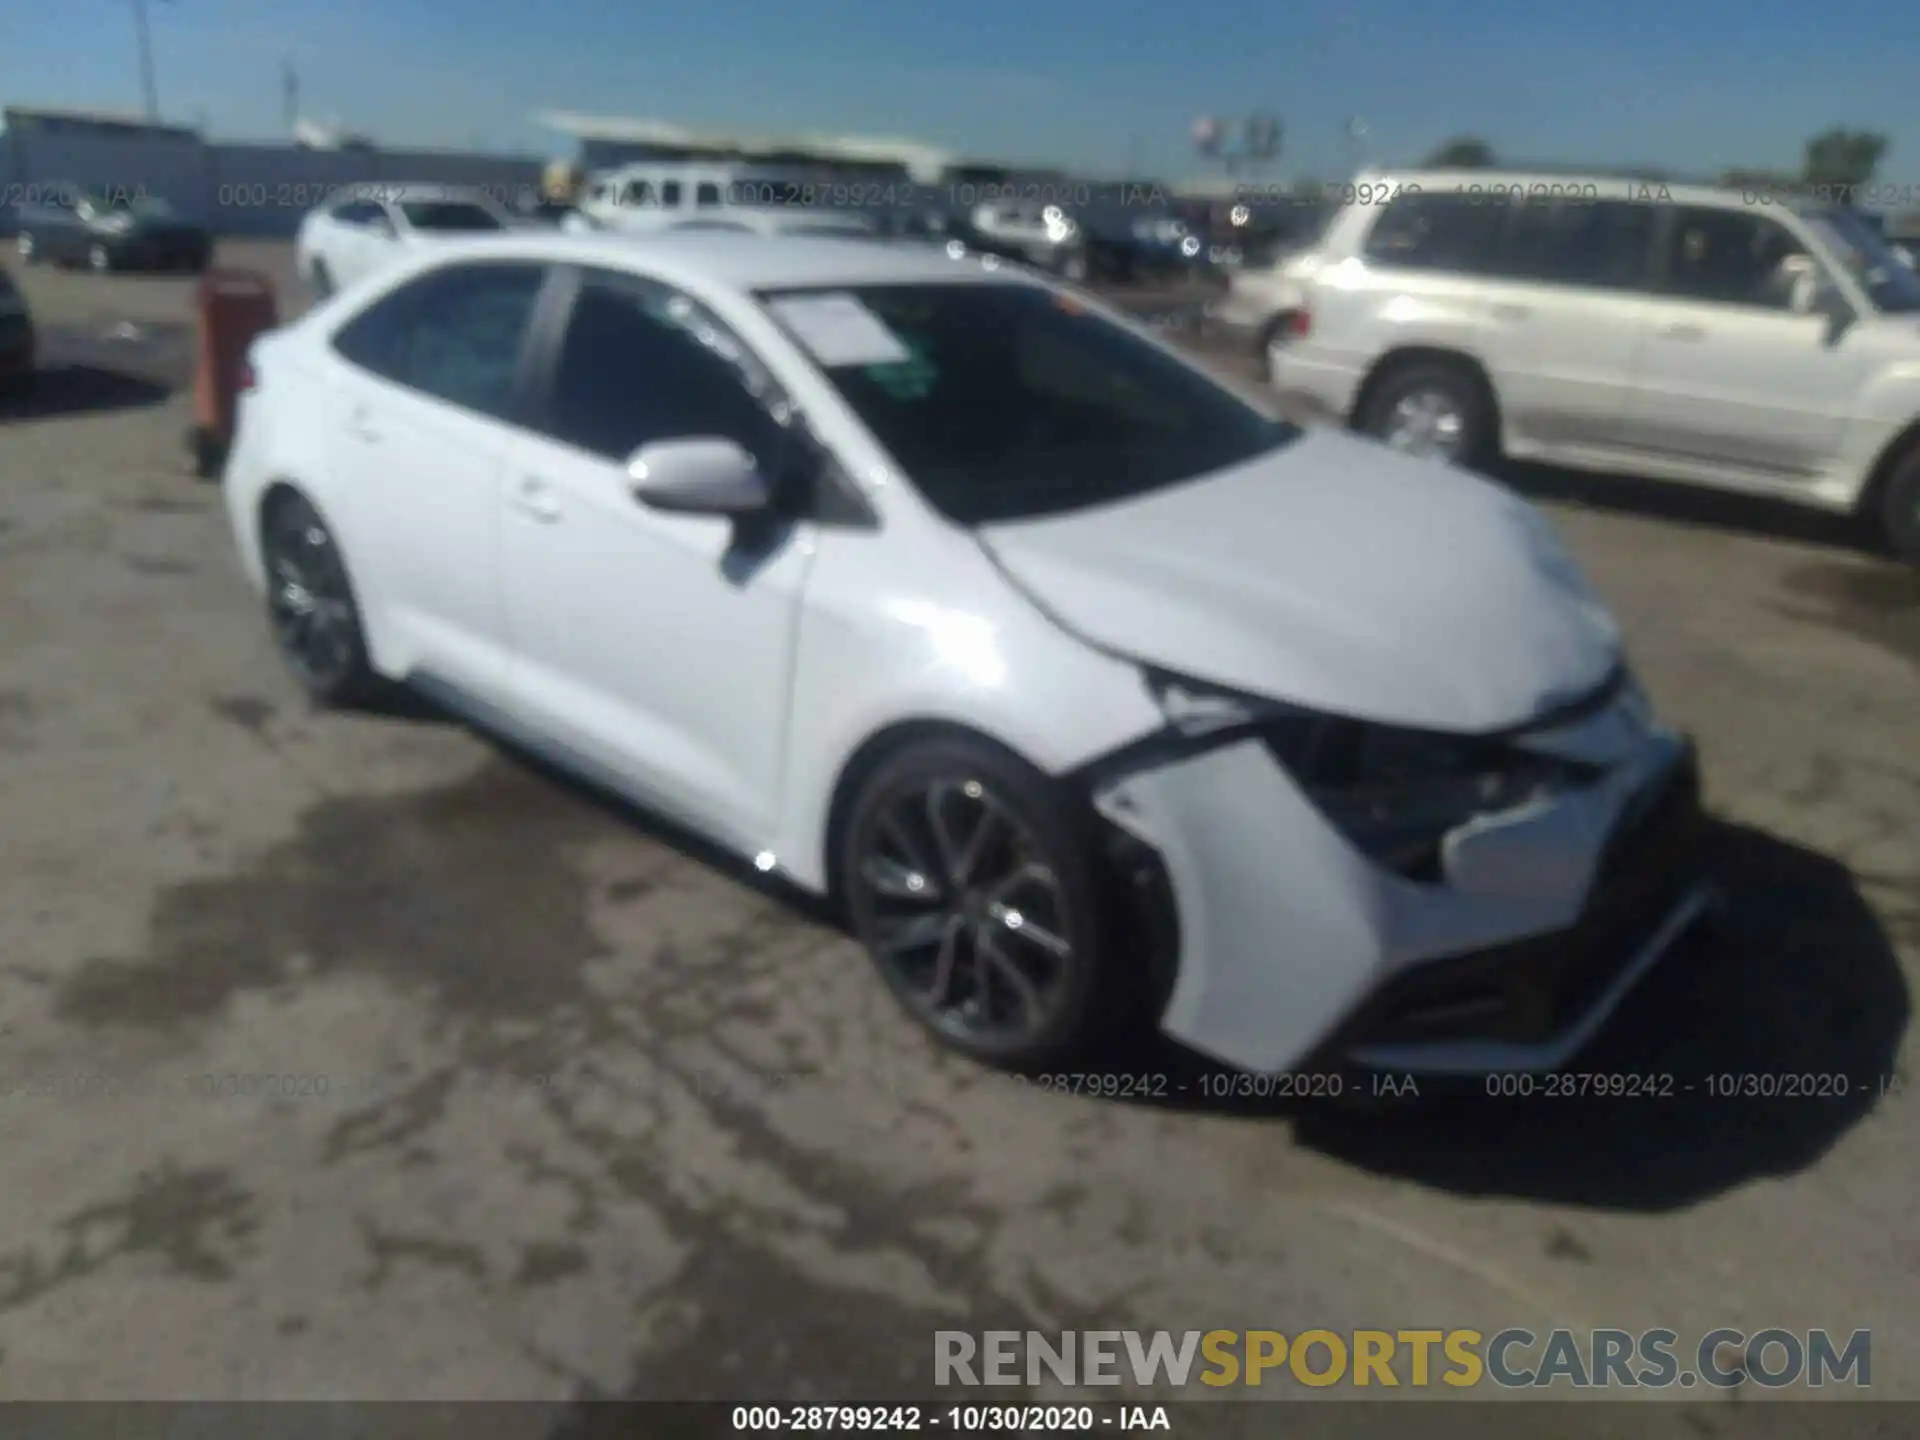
[0,266,33,390]
[13,186,212,273]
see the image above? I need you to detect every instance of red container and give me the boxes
[189,269,278,476]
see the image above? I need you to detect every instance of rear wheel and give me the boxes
[1876,442,1920,568]
[1356,360,1492,467]
[260,491,378,706]
[839,736,1127,1071]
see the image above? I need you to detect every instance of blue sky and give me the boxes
[4,0,1918,182]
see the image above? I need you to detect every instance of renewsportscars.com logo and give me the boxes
[934,1328,1872,1390]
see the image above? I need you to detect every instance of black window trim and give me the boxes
[517,263,878,528]
[1359,193,1669,295]
[328,257,563,427]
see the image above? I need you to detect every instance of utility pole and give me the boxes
[283,57,300,132]
[132,0,160,121]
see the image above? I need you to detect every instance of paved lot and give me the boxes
[0,241,1916,1422]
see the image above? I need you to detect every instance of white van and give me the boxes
[1229,169,1920,563]
[563,163,874,239]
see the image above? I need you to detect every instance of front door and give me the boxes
[501,267,815,853]
[1621,205,1868,481]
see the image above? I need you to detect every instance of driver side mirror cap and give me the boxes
[626,438,772,516]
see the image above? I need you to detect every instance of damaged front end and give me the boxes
[1074,666,1715,1077]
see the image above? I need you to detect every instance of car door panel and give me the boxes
[323,260,550,701]
[501,268,815,853]
[1621,206,1866,478]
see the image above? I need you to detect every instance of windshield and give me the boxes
[762,282,1297,525]
[1802,206,1920,313]
[399,200,504,233]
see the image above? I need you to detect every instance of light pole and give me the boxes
[132,0,160,121]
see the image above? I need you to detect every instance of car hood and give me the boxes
[976,429,1622,733]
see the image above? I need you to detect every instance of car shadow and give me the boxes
[1284,817,1910,1211]
[0,366,171,421]
[1494,457,1874,554]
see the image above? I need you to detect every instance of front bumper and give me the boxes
[1089,691,1710,1075]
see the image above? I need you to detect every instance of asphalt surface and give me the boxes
[0,240,1916,1422]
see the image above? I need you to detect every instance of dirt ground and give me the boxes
[0,240,1915,1427]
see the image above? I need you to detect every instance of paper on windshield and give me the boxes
[767,293,911,367]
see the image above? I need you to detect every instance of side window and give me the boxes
[1660,207,1809,310]
[332,263,545,418]
[540,277,788,464]
[1494,200,1655,290]
[660,181,683,207]
[696,182,722,207]
[1361,194,1504,274]
[620,180,658,208]
[334,201,385,228]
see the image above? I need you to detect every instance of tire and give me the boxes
[16,232,36,264]
[308,258,335,299]
[1876,441,1920,567]
[87,242,112,273]
[1356,360,1493,467]
[259,491,379,707]
[839,736,1130,1071]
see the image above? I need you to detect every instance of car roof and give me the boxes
[391,229,1034,292]
[1357,168,1766,210]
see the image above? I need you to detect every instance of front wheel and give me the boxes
[1876,443,1920,568]
[1356,362,1492,467]
[840,737,1126,1071]
[260,491,378,706]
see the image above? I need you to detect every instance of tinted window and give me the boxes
[398,201,503,233]
[1495,200,1654,288]
[332,263,544,416]
[1362,194,1504,272]
[541,278,787,463]
[334,201,388,227]
[620,180,658,207]
[770,282,1296,526]
[1802,206,1920,313]
[1660,208,1808,309]
[660,181,683,206]
[696,182,722,207]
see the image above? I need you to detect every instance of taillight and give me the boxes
[1287,309,1312,340]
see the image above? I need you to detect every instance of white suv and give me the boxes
[1234,169,1920,563]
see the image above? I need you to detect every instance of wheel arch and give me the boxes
[1350,344,1504,444]
[819,717,1056,913]
[1855,415,1920,523]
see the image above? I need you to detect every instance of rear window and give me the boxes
[761,281,1296,526]
[399,201,503,233]
[1362,193,1505,273]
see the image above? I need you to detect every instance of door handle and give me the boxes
[1658,323,1707,342]
[511,477,562,522]
[1489,303,1531,322]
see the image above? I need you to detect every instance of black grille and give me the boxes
[1328,742,1703,1052]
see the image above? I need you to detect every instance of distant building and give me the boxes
[1,105,200,142]
[537,112,952,182]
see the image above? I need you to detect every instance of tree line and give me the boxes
[1418,129,1893,200]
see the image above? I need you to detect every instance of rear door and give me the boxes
[1471,197,1661,451]
[323,260,552,700]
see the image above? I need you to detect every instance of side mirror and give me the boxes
[626,438,772,517]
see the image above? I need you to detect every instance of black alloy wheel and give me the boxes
[842,738,1121,1069]
[260,492,377,705]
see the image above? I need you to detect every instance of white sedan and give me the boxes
[294,184,517,298]
[222,231,1712,1077]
